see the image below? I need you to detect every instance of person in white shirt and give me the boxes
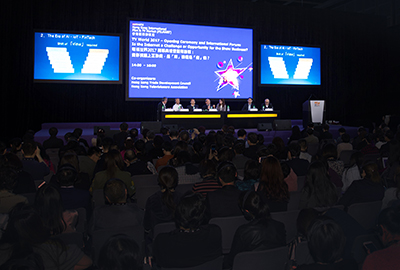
[172,98,183,111]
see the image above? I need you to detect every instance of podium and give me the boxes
[302,100,325,128]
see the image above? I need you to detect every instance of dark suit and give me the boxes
[187,104,199,112]
[241,103,254,111]
[157,102,166,121]
[206,185,242,218]
[260,103,273,110]
[202,104,212,111]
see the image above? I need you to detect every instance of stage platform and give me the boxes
[34,120,359,147]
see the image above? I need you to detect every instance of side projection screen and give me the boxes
[34,31,122,83]
[260,44,321,86]
[127,21,253,100]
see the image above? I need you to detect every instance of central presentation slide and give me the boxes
[127,20,253,100]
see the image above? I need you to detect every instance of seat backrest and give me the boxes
[297,176,306,192]
[339,150,359,167]
[347,200,382,231]
[92,189,106,208]
[135,185,160,209]
[295,240,314,266]
[288,191,301,211]
[175,183,194,195]
[91,225,144,263]
[75,207,87,233]
[153,221,176,239]
[209,215,247,254]
[271,210,300,244]
[161,255,224,270]
[132,174,159,188]
[232,246,289,270]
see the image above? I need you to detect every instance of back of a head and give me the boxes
[73,128,83,138]
[237,128,247,138]
[158,166,179,210]
[288,142,301,157]
[199,159,217,178]
[247,132,258,144]
[104,178,128,204]
[217,161,237,184]
[175,193,206,230]
[22,141,37,156]
[162,141,173,153]
[158,166,179,190]
[104,149,124,173]
[3,204,49,247]
[98,234,140,270]
[134,139,146,153]
[378,206,400,238]
[322,143,337,159]
[259,156,288,201]
[239,190,270,220]
[243,159,261,181]
[120,122,128,132]
[218,146,235,163]
[34,184,65,235]
[307,217,346,264]
[49,127,58,137]
[0,167,18,191]
[56,164,77,187]
[124,149,137,162]
[234,141,245,155]
[179,130,190,142]
[362,162,381,184]
[59,152,80,171]
[341,133,351,143]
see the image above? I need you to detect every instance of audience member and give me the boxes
[362,206,400,270]
[98,234,140,270]
[299,161,338,209]
[224,191,286,269]
[192,159,221,197]
[43,127,64,150]
[2,152,36,194]
[337,133,353,158]
[288,125,302,144]
[243,132,259,160]
[0,167,28,213]
[124,149,153,176]
[304,128,319,145]
[322,143,344,187]
[341,151,363,193]
[153,193,222,268]
[0,204,92,269]
[297,217,357,269]
[34,184,78,235]
[91,149,135,197]
[78,146,101,180]
[56,163,91,214]
[338,162,385,209]
[319,124,333,140]
[143,166,183,234]
[89,179,143,233]
[287,142,309,176]
[155,141,174,171]
[206,161,242,217]
[113,122,129,150]
[256,156,289,212]
[236,159,260,191]
[21,141,50,181]
[299,139,312,163]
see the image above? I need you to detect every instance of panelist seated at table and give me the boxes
[241,97,257,111]
[216,98,227,111]
[260,98,274,110]
[172,98,183,111]
[202,98,215,111]
[187,99,199,112]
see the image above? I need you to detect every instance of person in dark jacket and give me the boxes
[223,190,286,269]
[338,162,385,209]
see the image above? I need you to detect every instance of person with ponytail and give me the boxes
[223,191,286,269]
[143,166,182,234]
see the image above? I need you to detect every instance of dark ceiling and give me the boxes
[251,0,399,27]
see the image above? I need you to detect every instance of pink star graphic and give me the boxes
[215,59,247,91]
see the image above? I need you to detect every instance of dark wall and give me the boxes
[1,0,398,141]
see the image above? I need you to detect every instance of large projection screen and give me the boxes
[259,44,321,86]
[127,20,253,100]
[34,31,122,83]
